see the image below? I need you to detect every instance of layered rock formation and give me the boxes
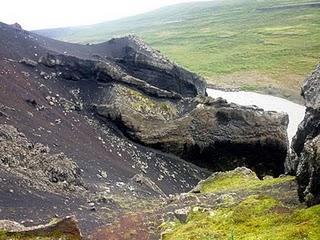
[290,64,320,206]
[95,85,289,177]
[34,40,289,178]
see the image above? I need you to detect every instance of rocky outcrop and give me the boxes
[36,37,288,178]
[0,216,81,239]
[0,22,301,238]
[0,124,84,190]
[290,64,320,206]
[36,37,290,179]
[38,36,207,99]
[99,35,207,97]
[9,22,22,30]
[296,136,320,206]
[95,84,289,177]
[39,53,182,99]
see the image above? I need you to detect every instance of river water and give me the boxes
[207,89,306,142]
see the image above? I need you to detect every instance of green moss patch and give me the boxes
[196,167,295,194]
[0,231,78,240]
[162,195,320,240]
[125,88,177,119]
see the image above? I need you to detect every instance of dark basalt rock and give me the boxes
[38,35,207,99]
[95,84,289,177]
[0,22,296,236]
[296,136,320,206]
[98,35,207,97]
[290,64,320,206]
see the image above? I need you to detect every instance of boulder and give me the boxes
[290,64,320,206]
[174,207,191,223]
[0,216,81,239]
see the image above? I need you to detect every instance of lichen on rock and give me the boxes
[289,64,320,206]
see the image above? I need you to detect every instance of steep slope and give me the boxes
[0,21,290,239]
[35,0,320,101]
[0,22,209,234]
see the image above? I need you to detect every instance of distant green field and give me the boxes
[36,0,320,100]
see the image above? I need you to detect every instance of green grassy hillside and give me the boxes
[36,0,320,99]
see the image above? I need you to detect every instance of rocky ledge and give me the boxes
[95,85,289,177]
[289,64,320,206]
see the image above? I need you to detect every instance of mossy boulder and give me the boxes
[0,216,81,240]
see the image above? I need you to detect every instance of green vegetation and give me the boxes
[197,168,295,193]
[162,195,320,240]
[37,0,320,97]
[126,88,177,119]
[161,168,320,239]
[0,231,77,240]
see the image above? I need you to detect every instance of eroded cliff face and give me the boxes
[33,42,290,178]
[95,85,289,177]
[34,36,290,178]
[290,64,320,206]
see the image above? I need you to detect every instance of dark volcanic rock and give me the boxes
[9,22,23,30]
[97,35,207,97]
[38,53,182,99]
[38,35,207,99]
[296,136,320,206]
[0,22,211,235]
[301,64,320,110]
[95,84,289,177]
[19,57,38,67]
[290,64,320,206]
[35,37,289,178]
